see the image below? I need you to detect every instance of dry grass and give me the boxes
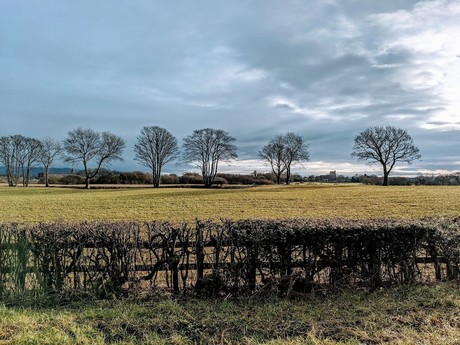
[0,183,459,223]
[1,183,460,344]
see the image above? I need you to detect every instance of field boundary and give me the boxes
[0,218,459,298]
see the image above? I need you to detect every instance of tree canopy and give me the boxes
[134,126,178,188]
[182,128,237,187]
[351,125,421,186]
[63,128,125,189]
[259,132,310,185]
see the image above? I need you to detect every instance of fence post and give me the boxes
[17,229,28,292]
[195,220,204,290]
[247,242,257,291]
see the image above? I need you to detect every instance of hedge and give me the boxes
[0,218,458,299]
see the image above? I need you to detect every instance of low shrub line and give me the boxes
[0,218,458,299]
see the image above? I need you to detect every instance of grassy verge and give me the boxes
[0,282,459,344]
[1,184,460,222]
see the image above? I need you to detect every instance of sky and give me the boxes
[1,0,459,177]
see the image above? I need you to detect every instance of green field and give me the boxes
[0,183,459,223]
[1,283,460,344]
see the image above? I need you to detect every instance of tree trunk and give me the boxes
[285,168,291,185]
[25,166,30,187]
[45,166,49,187]
[85,176,90,189]
[153,175,160,188]
[21,165,26,187]
[382,168,389,186]
[203,175,212,188]
[276,174,281,184]
[152,168,157,188]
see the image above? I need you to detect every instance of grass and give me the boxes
[1,182,460,344]
[0,183,459,222]
[1,282,460,344]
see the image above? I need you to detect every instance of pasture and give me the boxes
[1,183,460,344]
[0,183,459,222]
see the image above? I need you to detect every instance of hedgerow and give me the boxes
[0,218,458,299]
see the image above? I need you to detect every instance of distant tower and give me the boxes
[330,171,337,180]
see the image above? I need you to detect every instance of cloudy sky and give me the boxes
[1,0,459,176]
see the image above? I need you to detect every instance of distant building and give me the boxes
[317,170,337,182]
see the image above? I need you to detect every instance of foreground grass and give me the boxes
[0,183,459,222]
[0,283,459,344]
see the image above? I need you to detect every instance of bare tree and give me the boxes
[281,132,310,185]
[0,135,42,187]
[351,125,421,186]
[0,135,20,186]
[22,137,43,187]
[63,128,125,189]
[259,133,310,185]
[39,138,63,187]
[258,135,286,185]
[134,126,178,188]
[182,128,237,188]
[453,172,460,185]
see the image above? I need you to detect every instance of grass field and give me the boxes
[1,183,460,344]
[0,183,459,223]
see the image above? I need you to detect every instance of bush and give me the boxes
[179,173,203,184]
[0,218,458,299]
[161,174,180,185]
[59,174,85,185]
[38,175,61,185]
[118,171,152,184]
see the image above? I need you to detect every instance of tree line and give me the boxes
[42,170,307,186]
[0,125,420,188]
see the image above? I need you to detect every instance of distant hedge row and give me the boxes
[0,218,458,299]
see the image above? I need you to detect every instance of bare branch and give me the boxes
[182,128,237,187]
[351,126,421,186]
[134,126,179,187]
[63,128,125,188]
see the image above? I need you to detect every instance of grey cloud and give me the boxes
[426,121,460,126]
[0,0,458,174]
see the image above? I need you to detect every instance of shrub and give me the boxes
[0,218,458,299]
[59,174,85,185]
[161,174,180,185]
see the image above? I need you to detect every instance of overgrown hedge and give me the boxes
[0,218,459,299]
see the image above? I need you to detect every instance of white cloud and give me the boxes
[267,96,337,120]
[369,0,460,131]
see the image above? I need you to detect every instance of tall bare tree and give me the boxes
[281,132,310,185]
[259,133,310,185]
[258,135,286,185]
[39,138,63,187]
[351,125,421,186]
[0,135,20,186]
[22,137,43,187]
[134,126,178,188]
[0,135,42,187]
[182,128,237,188]
[63,128,125,189]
